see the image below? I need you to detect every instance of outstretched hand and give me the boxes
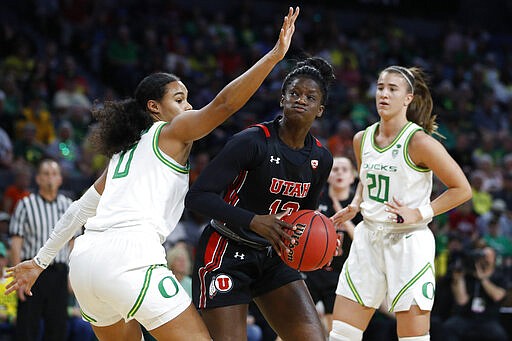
[4,260,44,300]
[331,203,359,228]
[271,7,300,61]
[249,213,296,256]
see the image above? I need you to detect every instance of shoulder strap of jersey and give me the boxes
[250,123,271,138]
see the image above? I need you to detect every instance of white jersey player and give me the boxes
[329,66,472,341]
[4,7,300,341]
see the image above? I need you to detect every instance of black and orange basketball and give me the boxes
[280,209,337,271]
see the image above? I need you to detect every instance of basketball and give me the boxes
[280,209,337,271]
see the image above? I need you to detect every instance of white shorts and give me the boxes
[69,229,191,330]
[336,221,435,312]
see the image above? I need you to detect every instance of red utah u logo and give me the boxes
[214,274,233,292]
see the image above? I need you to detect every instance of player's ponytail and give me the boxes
[406,67,438,135]
[89,72,180,157]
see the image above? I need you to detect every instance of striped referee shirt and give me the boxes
[9,193,73,264]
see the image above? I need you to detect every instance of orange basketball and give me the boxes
[280,209,337,271]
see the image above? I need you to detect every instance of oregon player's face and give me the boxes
[280,77,324,124]
[375,71,413,119]
[157,81,193,122]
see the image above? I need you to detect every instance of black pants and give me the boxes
[16,263,69,341]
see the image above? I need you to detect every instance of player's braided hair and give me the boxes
[89,73,180,157]
[281,57,335,105]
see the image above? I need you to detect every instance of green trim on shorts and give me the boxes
[127,264,167,318]
[389,262,434,312]
[345,266,364,306]
[80,309,97,323]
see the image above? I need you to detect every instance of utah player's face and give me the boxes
[281,77,324,125]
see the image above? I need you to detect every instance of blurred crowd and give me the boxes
[0,1,511,340]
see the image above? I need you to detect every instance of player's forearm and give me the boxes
[430,187,472,217]
[185,190,254,232]
[34,186,100,268]
[350,182,363,209]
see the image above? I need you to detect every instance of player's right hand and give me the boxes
[331,203,359,227]
[270,6,300,61]
[249,214,295,256]
[4,259,44,300]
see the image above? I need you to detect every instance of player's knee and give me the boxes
[329,320,363,341]
[398,335,430,341]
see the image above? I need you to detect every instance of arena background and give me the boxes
[0,0,511,340]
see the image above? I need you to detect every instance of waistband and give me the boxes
[361,219,428,233]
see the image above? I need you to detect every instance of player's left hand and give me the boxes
[385,196,422,224]
[321,231,343,271]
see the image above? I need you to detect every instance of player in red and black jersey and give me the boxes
[185,57,335,341]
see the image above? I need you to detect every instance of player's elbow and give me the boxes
[460,182,473,204]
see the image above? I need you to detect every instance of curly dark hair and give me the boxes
[281,56,336,105]
[89,73,180,157]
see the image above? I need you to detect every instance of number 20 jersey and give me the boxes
[359,121,432,228]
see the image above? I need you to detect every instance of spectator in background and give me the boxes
[54,55,89,96]
[327,120,355,157]
[444,246,508,341]
[9,159,73,341]
[106,25,140,96]
[164,209,208,255]
[189,151,210,185]
[482,216,512,260]
[13,122,47,167]
[0,126,13,170]
[493,171,512,210]
[18,95,55,146]
[476,199,512,237]
[473,154,503,195]
[0,241,16,340]
[448,200,479,245]
[166,243,193,298]
[307,156,362,336]
[2,164,31,214]
[52,77,92,121]
[0,213,9,251]
[1,39,35,83]
[0,75,22,139]
[46,120,82,180]
[470,172,493,216]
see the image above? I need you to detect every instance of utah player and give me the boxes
[185,57,335,341]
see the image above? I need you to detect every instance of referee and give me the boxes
[9,159,73,341]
